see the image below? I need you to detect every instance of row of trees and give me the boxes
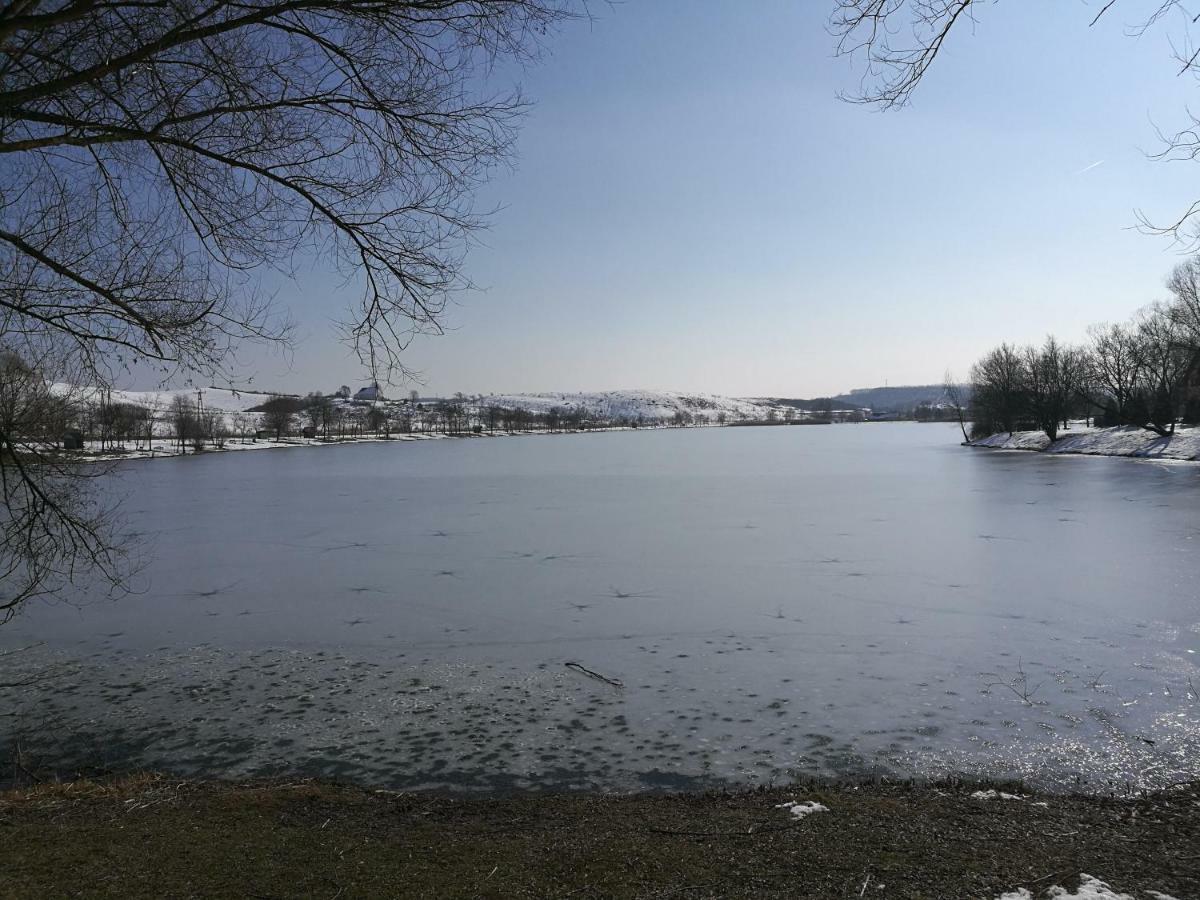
[969,258,1200,440]
[260,393,658,439]
[7,378,799,465]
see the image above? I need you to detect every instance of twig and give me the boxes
[564,662,624,688]
[1016,868,1076,890]
[980,658,1044,705]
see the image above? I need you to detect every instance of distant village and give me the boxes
[37,380,968,459]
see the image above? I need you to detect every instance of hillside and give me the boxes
[480,390,792,423]
[57,385,293,416]
[61,385,806,427]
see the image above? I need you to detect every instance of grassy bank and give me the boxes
[2,776,1197,898]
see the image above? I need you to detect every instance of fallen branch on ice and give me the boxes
[564,662,624,688]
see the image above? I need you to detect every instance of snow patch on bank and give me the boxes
[970,789,1025,801]
[995,874,1180,900]
[774,799,829,819]
[970,426,1200,461]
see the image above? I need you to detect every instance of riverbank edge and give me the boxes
[60,419,830,464]
[60,423,649,464]
[2,774,1197,898]
[965,424,1200,462]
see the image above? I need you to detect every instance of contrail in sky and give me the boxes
[1074,160,1104,175]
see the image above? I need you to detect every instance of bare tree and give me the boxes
[230,410,253,445]
[942,369,970,442]
[0,1,577,617]
[1168,258,1200,422]
[1133,301,1194,435]
[303,392,333,439]
[259,396,295,441]
[1022,336,1087,442]
[1087,305,1195,435]
[829,1,1200,244]
[168,394,197,452]
[366,406,387,435]
[1166,254,1200,342]
[484,404,502,433]
[1,1,577,381]
[0,350,126,622]
[969,343,1026,438]
[1088,321,1146,427]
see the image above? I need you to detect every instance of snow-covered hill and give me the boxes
[60,384,806,425]
[475,390,796,423]
[56,384,291,415]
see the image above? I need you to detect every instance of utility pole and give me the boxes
[196,389,205,447]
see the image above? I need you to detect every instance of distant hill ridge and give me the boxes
[764,384,962,413]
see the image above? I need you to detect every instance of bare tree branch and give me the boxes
[0,0,581,617]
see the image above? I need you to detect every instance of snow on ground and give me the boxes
[48,385,819,460]
[995,874,1180,899]
[970,425,1200,461]
[58,384,809,428]
[970,789,1025,801]
[74,431,467,462]
[54,383,284,415]
[773,800,829,820]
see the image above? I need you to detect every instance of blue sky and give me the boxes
[242,1,1200,398]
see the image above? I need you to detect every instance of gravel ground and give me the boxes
[2,776,1198,898]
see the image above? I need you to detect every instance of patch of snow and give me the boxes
[995,875,1178,900]
[774,799,829,819]
[970,789,1025,801]
[969,426,1200,462]
[970,430,1053,452]
[1047,875,1135,899]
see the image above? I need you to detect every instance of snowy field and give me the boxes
[482,390,799,423]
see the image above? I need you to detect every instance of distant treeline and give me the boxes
[967,256,1200,441]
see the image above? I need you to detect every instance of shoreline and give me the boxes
[3,774,1196,898]
[60,423,650,464]
[59,420,831,464]
[967,424,1200,463]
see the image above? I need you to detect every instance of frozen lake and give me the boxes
[2,423,1198,792]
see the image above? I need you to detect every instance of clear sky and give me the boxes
[236,1,1200,398]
